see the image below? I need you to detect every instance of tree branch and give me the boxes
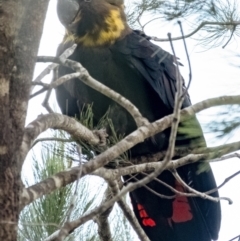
[21,96,240,207]
[20,113,107,162]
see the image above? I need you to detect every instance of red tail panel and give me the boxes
[137,204,156,227]
[171,182,193,223]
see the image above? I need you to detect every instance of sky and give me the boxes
[26,0,240,240]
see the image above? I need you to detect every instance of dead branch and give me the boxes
[20,113,107,162]
[31,44,77,94]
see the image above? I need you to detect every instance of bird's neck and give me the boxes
[65,8,130,47]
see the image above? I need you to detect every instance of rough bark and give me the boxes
[0,0,49,240]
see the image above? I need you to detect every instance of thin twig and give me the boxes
[109,180,150,241]
[42,75,55,113]
[131,174,175,199]
[222,25,236,48]
[163,32,184,164]
[228,234,240,241]
[206,170,240,196]
[0,220,60,228]
[131,171,225,201]
[56,145,83,241]
[31,72,82,99]
[31,44,77,95]
[172,170,232,204]
[31,63,58,94]
[31,137,73,148]
[178,21,192,94]
[95,187,114,241]
[149,21,240,42]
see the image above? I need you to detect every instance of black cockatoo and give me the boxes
[55,0,221,240]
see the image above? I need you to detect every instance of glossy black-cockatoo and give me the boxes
[55,0,221,240]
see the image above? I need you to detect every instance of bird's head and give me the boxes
[57,0,130,46]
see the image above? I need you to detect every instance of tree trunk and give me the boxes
[0,0,49,240]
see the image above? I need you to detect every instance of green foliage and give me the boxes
[19,127,133,241]
[18,131,103,241]
[76,105,129,165]
[126,0,240,48]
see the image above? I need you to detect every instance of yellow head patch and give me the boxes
[66,9,125,46]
